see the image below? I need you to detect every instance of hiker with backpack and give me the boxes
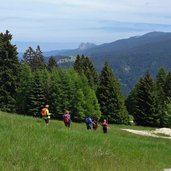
[41,105,52,126]
[63,110,71,128]
[85,116,93,130]
[92,118,98,130]
[102,119,108,133]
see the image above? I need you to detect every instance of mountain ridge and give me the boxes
[19,31,171,95]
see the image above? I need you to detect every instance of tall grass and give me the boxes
[0,111,171,171]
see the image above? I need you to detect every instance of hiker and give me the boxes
[85,116,93,130]
[102,119,108,133]
[41,105,52,126]
[92,118,98,130]
[63,110,71,127]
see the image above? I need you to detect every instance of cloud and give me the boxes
[1,0,171,45]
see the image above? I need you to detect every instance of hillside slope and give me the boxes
[1,111,171,171]
[44,32,171,95]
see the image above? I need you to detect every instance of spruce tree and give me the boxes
[23,45,46,71]
[27,71,46,116]
[34,45,46,70]
[163,102,171,128]
[97,62,128,124]
[125,83,139,116]
[75,74,101,121]
[23,47,35,67]
[16,64,33,114]
[0,30,20,112]
[47,56,58,71]
[73,55,82,72]
[134,72,158,126]
[74,55,98,89]
[49,69,62,118]
[155,68,167,127]
[164,72,171,100]
[49,69,101,121]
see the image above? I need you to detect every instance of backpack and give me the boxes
[41,108,47,117]
[64,114,69,123]
[102,122,107,128]
[85,117,91,124]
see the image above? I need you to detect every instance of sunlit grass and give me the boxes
[0,111,171,171]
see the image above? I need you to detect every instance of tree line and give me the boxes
[0,30,171,127]
[126,69,171,127]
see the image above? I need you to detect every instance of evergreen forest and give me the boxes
[1,30,171,127]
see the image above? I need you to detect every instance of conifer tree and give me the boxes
[97,62,128,124]
[23,45,46,71]
[27,71,46,116]
[49,69,101,121]
[47,56,58,71]
[0,30,20,112]
[155,68,167,127]
[125,83,139,116]
[49,69,74,119]
[162,102,171,128]
[157,72,171,127]
[34,45,46,70]
[164,72,171,100]
[73,55,82,72]
[16,64,33,114]
[23,47,35,67]
[74,55,98,89]
[73,89,86,121]
[134,72,158,126]
[48,69,62,118]
[74,74,101,121]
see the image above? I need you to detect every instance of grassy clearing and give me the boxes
[0,111,171,171]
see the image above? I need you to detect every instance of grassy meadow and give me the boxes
[0,111,171,171]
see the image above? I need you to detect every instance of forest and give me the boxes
[1,30,171,127]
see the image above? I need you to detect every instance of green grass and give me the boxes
[0,111,171,171]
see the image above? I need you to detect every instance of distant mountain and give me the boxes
[19,32,171,95]
[78,42,96,50]
[45,31,171,95]
[43,42,96,57]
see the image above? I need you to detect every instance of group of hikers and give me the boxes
[41,105,108,133]
[84,116,108,133]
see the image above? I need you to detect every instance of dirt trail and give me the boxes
[122,128,171,140]
[122,128,171,171]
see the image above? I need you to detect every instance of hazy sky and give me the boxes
[1,0,171,51]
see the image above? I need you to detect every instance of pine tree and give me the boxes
[163,102,171,128]
[75,74,101,120]
[164,72,171,100]
[0,30,20,112]
[134,72,158,126]
[125,83,139,116]
[16,64,33,114]
[97,62,128,124]
[47,56,58,71]
[73,55,82,72]
[74,55,98,89]
[49,69,101,121]
[155,68,167,127]
[34,45,46,70]
[49,69,62,118]
[73,89,86,121]
[23,45,46,71]
[27,71,46,116]
[23,47,35,67]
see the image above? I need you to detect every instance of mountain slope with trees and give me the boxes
[44,32,171,95]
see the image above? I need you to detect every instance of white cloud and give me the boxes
[1,0,171,45]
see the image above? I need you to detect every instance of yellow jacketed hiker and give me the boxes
[42,104,52,125]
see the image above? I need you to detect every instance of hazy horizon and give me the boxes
[2,0,171,52]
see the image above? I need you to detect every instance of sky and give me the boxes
[1,0,171,52]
